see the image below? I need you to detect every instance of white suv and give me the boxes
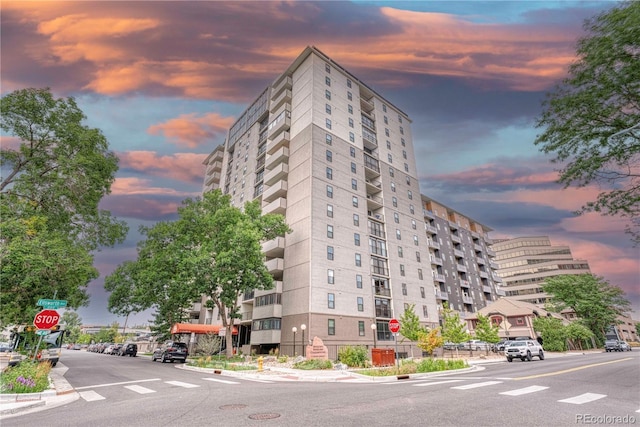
[505,340,544,362]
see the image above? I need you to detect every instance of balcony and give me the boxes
[363,153,380,178]
[486,248,496,257]
[482,285,492,293]
[451,234,461,244]
[459,279,470,288]
[430,255,443,266]
[474,243,483,252]
[462,295,473,305]
[207,160,222,173]
[205,172,221,187]
[365,178,382,193]
[435,291,449,300]
[366,194,383,210]
[265,146,289,170]
[262,236,285,258]
[479,271,489,279]
[433,273,445,283]
[493,274,503,283]
[263,197,286,215]
[425,224,438,235]
[241,311,253,321]
[360,96,374,113]
[267,131,290,155]
[456,264,467,274]
[267,111,291,139]
[271,75,292,99]
[374,287,391,297]
[368,211,385,222]
[262,180,288,203]
[490,261,499,270]
[427,239,440,249]
[264,163,288,186]
[496,288,506,296]
[476,256,486,265]
[453,249,464,258]
[270,88,291,112]
[265,257,284,275]
[423,209,435,219]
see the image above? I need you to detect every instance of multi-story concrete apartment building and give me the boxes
[490,236,591,306]
[421,196,505,322]
[200,46,502,355]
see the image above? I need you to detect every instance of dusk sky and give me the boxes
[2,1,638,326]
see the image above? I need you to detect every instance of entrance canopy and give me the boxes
[170,323,238,335]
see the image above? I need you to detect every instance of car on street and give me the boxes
[605,339,621,352]
[152,341,188,363]
[505,339,544,362]
[460,340,492,351]
[119,343,138,357]
[618,341,631,351]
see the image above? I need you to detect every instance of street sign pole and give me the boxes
[395,333,399,369]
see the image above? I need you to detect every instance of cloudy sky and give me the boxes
[2,1,637,326]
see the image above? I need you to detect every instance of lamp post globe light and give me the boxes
[371,323,377,348]
[292,327,297,356]
[300,324,306,357]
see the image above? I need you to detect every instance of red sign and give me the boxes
[33,309,60,330]
[389,318,401,333]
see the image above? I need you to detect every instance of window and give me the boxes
[355,253,361,267]
[348,105,353,114]
[402,283,407,295]
[404,163,409,172]
[351,162,357,173]
[347,91,352,101]
[326,185,333,198]
[420,287,425,298]
[326,134,332,145]
[398,115,403,123]
[409,204,415,214]
[392,197,397,207]
[356,274,363,289]
[389,167,394,177]
[347,79,352,88]
[327,225,334,238]
[328,269,334,284]
[418,269,423,280]
[394,212,399,223]
[327,246,334,260]
[325,90,331,100]
[328,293,335,309]
[326,150,332,162]
[325,76,331,86]
[423,305,428,317]
[357,297,364,312]
[411,220,417,230]
[328,319,335,335]
[349,132,355,143]
[384,116,388,125]
[388,154,393,163]
[385,128,390,137]
[351,179,357,190]
[400,265,405,276]
[359,321,365,336]
[350,147,356,157]
[326,104,332,114]
[406,176,411,185]
[353,214,359,226]
[327,204,333,217]
[352,196,358,207]
[403,150,407,159]
[349,118,354,128]
[413,235,419,246]
[386,140,391,149]
[325,63,331,73]
[400,126,404,135]
[398,246,403,257]
[396,229,401,240]
[326,118,332,129]
[408,190,413,200]
[326,167,333,180]
[354,233,360,246]
[416,251,421,262]
[401,137,405,146]
[383,104,387,113]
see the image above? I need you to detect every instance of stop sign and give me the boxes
[33,309,60,330]
[389,318,401,333]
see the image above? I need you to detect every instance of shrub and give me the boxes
[0,361,51,394]
[338,345,369,368]
[416,358,467,373]
[293,359,333,370]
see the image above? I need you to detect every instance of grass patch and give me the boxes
[188,356,257,371]
[358,358,468,376]
[1,361,52,394]
[293,359,333,370]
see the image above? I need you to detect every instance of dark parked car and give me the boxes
[152,341,188,363]
[119,343,138,357]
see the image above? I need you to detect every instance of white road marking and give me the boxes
[202,377,240,385]
[413,380,464,387]
[451,381,503,390]
[124,385,157,394]
[500,386,549,396]
[558,393,607,405]
[165,380,200,388]
[75,378,161,390]
[79,390,105,401]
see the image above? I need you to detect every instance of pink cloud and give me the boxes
[110,177,197,197]
[117,151,207,184]
[147,113,235,148]
[100,194,182,220]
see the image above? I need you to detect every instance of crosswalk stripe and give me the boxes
[558,393,606,405]
[79,390,105,401]
[165,380,200,389]
[451,381,502,390]
[202,377,240,385]
[124,385,157,394]
[413,380,464,387]
[500,386,549,396]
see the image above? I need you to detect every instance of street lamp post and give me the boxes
[292,327,297,356]
[371,323,377,348]
[300,324,306,357]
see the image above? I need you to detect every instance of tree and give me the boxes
[473,313,500,354]
[61,311,83,344]
[533,316,567,352]
[194,333,223,356]
[534,2,640,244]
[565,322,595,351]
[417,327,444,357]
[399,304,428,357]
[0,88,128,325]
[542,274,631,344]
[441,303,471,358]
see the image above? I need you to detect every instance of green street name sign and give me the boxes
[37,299,68,309]
[35,330,51,336]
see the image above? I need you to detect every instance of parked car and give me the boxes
[618,341,631,352]
[605,340,621,352]
[152,341,188,363]
[103,344,115,354]
[505,340,544,362]
[443,342,458,350]
[460,340,492,351]
[119,343,138,357]
[492,340,509,352]
[111,344,123,355]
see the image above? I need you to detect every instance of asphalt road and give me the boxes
[3,349,639,427]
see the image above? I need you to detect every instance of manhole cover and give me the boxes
[220,404,248,410]
[248,413,281,420]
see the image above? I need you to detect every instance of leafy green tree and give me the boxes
[76,333,92,345]
[61,311,83,343]
[534,2,640,244]
[542,274,631,344]
[399,304,428,357]
[533,317,567,352]
[565,322,595,350]
[93,324,118,344]
[0,88,128,325]
[441,303,471,357]
[473,313,500,354]
[636,322,640,337]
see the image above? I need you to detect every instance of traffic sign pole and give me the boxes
[388,319,401,369]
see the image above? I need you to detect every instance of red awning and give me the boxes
[170,323,238,335]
